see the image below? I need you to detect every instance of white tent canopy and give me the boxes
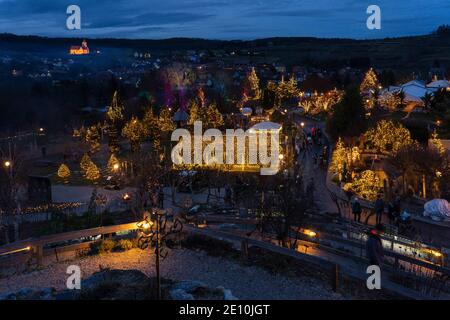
[249,121,282,132]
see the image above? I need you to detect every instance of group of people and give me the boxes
[352,193,402,226]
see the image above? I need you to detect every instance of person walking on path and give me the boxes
[366,224,385,267]
[374,194,385,225]
[352,197,362,223]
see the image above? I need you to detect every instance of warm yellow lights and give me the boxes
[123,193,131,201]
[431,250,442,258]
[303,229,317,237]
[142,220,153,230]
[0,246,31,257]
[137,217,154,233]
[4,161,11,168]
[113,163,120,171]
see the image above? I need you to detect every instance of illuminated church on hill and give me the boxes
[70,40,89,55]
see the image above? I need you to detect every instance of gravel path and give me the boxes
[0,248,345,300]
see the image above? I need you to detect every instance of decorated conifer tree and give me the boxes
[122,116,148,152]
[143,107,159,140]
[80,153,92,171]
[159,107,176,132]
[57,164,71,180]
[247,67,261,100]
[205,103,224,128]
[107,154,120,173]
[85,160,101,182]
[106,91,125,153]
[330,138,348,181]
[187,100,201,125]
[85,125,101,153]
[360,68,379,93]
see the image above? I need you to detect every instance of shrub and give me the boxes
[182,234,236,257]
[116,239,134,251]
[97,239,116,254]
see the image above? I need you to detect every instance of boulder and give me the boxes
[217,286,238,300]
[169,289,195,300]
[171,280,207,293]
[0,287,56,300]
[0,292,16,300]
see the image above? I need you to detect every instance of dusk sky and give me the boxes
[0,0,448,40]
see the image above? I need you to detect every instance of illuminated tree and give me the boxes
[247,67,261,100]
[430,130,446,155]
[80,153,92,172]
[187,100,201,125]
[379,92,401,111]
[364,120,413,154]
[122,116,149,152]
[159,108,175,132]
[107,154,120,173]
[85,125,101,153]
[57,164,71,180]
[143,107,159,140]
[307,89,344,114]
[298,97,314,113]
[85,160,101,181]
[360,68,380,109]
[205,103,224,128]
[360,68,379,93]
[345,170,383,201]
[106,91,125,153]
[277,75,298,99]
[330,138,348,181]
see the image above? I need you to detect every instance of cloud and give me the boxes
[0,0,446,39]
[87,12,213,29]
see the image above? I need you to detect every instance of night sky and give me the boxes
[0,0,448,39]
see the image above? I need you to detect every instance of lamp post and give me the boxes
[137,209,183,300]
[4,160,12,180]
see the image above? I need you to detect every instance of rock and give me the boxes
[55,290,80,300]
[15,288,33,299]
[169,289,194,300]
[217,286,238,300]
[171,280,207,293]
[40,287,56,300]
[79,269,156,300]
[0,292,16,300]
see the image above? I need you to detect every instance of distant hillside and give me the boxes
[1,33,450,71]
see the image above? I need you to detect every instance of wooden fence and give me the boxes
[0,222,138,267]
[1,220,448,299]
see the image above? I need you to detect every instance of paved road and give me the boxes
[294,116,338,215]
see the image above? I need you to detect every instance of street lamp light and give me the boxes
[113,163,120,171]
[300,122,305,129]
[4,161,11,168]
